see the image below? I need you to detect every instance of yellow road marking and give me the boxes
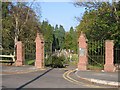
[63,69,102,88]
[63,71,77,84]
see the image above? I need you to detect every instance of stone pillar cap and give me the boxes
[78,32,88,42]
[35,33,44,43]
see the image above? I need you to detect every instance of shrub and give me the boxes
[51,55,66,68]
[45,55,52,67]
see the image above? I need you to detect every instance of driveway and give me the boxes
[2,67,117,89]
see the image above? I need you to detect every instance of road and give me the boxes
[2,68,117,89]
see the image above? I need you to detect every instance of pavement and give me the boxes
[1,65,46,75]
[75,69,120,87]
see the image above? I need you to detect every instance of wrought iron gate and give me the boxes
[114,46,120,64]
[88,40,105,70]
[24,41,35,65]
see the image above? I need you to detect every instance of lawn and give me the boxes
[87,64,104,70]
[25,60,35,65]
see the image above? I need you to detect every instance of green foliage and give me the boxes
[41,22,66,56]
[52,34,60,51]
[41,21,54,59]
[2,2,79,66]
[25,59,35,65]
[2,2,40,61]
[65,27,78,53]
[87,64,103,70]
[2,2,14,51]
[51,55,66,68]
[2,2,40,48]
[45,55,66,68]
[68,54,78,65]
[71,54,78,61]
[54,25,65,50]
[45,55,52,66]
[2,2,11,18]
[75,2,120,67]
[76,2,120,47]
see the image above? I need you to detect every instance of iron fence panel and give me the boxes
[88,40,105,70]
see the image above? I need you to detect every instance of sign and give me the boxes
[79,48,85,56]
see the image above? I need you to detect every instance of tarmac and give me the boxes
[1,65,120,87]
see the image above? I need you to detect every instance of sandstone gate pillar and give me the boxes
[15,41,24,66]
[35,33,44,69]
[104,40,115,72]
[78,32,88,70]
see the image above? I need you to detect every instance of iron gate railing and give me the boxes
[114,47,120,64]
[88,40,105,70]
[24,41,35,65]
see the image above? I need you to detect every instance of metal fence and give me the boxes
[114,47,120,64]
[24,41,35,65]
[87,40,105,70]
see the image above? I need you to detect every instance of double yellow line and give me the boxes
[63,70,81,84]
[63,69,101,88]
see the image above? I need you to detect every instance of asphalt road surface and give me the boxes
[2,68,117,89]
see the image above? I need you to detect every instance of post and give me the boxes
[15,41,24,66]
[104,40,115,72]
[78,32,88,70]
[35,33,44,68]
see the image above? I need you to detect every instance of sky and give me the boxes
[40,2,85,31]
[4,0,115,31]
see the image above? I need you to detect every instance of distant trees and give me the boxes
[40,20,54,59]
[65,27,78,53]
[40,21,78,55]
[41,22,65,52]
[54,25,65,50]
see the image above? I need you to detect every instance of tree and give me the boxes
[54,25,65,50]
[2,2,41,55]
[69,27,77,53]
[11,2,40,44]
[41,20,54,57]
[65,27,78,53]
[75,2,120,47]
[2,2,14,54]
[52,34,60,51]
[58,25,65,49]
